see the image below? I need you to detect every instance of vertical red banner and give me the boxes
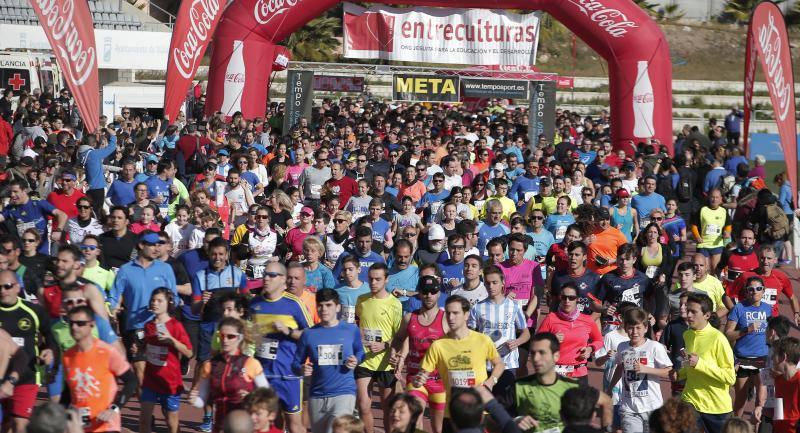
[748,2,798,202]
[164,0,224,122]
[28,0,99,133]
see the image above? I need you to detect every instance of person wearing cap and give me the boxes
[109,230,178,384]
[215,149,232,177]
[631,175,666,230]
[285,206,317,260]
[525,177,557,220]
[610,188,639,243]
[136,155,160,183]
[46,170,86,219]
[0,179,68,254]
[416,223,447,266]
[587,206,629,276]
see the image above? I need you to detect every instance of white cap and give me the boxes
[493,162,506,171]
[428,224,446,241]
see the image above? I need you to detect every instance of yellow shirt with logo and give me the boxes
[693,275,726,312]
[696,206,730,249]
[355,293,402,371]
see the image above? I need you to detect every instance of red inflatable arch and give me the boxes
[205,0,673,154]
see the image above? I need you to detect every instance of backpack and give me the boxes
[676,176,692,201]
[765,203,790,241]
[187,137,207,174]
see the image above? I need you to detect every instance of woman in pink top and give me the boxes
[498,233,543,326]
[285,147,308,187]
[284,206,315,260]
[537,283,603,383]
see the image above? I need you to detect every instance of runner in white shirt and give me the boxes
[450,255,488,307]
[163,205,195,257]
[223,169,255,227]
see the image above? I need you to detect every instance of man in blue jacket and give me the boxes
[78,128,117,217]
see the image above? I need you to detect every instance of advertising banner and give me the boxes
[313,76,365,92]
[343,3,540,66]
[393,74,460,102]
[743,1,798,205]
[529,80,557,147]
[164,0,224,121]
[27,0,99,132]
[283,70,315,133]
[461,79,529,99]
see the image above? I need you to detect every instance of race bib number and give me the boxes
[11,337,24,347]
[705,224,721,236]
[449,370,476,388]
[146,344,169,367]
[645,266,658,279]
[363,329,383,343]
[77,406,91,425]
[555,225,567,240]
[257,338,279,360]
[764,288,778,304]
[621,287,641,304]
[554,364,575,376]
[159,205,169,218]
[641,218,651,228]
[524,191,537,202]
[15,220,36,237]
[341,305,356,324]
[250,265,265,280]
[310,184,322,197]
[317,344,343,366]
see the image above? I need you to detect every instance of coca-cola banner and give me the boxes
[744,2,798,203]
[529,80,557,147]
[28,0,99,132]
[283,70,315,133]
[313,76,365,92]
[461,78,529,99]
[164,0,224,122]
[393,74,460,102]
[343,3,540,66]
[205,37,274,120]
[206,0,673,154]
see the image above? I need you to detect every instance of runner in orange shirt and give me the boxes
[586,207,629,275]
[62,305,137,433]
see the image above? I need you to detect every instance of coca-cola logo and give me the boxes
[172,0,221,79]
[274,54,289,68]
[254,0,300,25]
[757,12,792,122]
[225,73,245,83]
[32,0,95,85]
[567,0,639,38]
[633,92,654,103]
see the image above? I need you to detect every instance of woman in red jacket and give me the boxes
[537,282,603,385]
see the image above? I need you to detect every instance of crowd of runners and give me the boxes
[0,88,797,433]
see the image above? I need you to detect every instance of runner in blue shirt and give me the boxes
[439,235,467,295]
[509,158,540,210]
[630,176,666,229]
[477,200,510,257]
[107,161,138,206]
[543,196,576,242]
[292,289,364,433]
[0,180,68,254]
[335,256,371,324]
[145,160,174,218]
[333,226,386,283]
[386,240,419,310]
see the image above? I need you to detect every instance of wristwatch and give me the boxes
[109,404,120,413]
[2,376,18,386]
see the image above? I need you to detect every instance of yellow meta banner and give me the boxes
[393,74,460,102]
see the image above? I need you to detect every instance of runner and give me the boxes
[691,189,732,273]
[390,275,448,433]
[449,255,488,307]
[729,245,800,323]
[716,227,759,299]
[497,233,542,327]
[333,256,369,324]
[596,244,653,320]
[550,241,601,316]
[355,263,402,433]
[586,207,628,276]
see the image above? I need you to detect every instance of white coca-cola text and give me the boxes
[567,0,639,38]
[225,72,245,83]
[254,0,300,25]
[172,0,221,79]
[33,0,95,85]
[757,12,793,122]
[633,93,654,103]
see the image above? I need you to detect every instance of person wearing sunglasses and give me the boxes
[66,196,104,245]
[724,275,771,418]
[77,235,114,299]
[0,269,57,433]
[729,244,800,325]
[538,282,602,384]
[610,188,638,243]
[61,305,138,433]
[46,170,85,219]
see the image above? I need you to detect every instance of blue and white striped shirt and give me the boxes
[468,297,527,369]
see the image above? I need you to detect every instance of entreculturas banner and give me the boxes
[393,74,460,102]
[284,70,314,133]
[529,80,556,146]
[461,79,529,99]
[343,3,540,66]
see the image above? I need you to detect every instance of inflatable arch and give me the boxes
[204,0,674,154]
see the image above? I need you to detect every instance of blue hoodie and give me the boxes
[80,135,117,190]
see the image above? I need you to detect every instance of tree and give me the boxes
[284,16,341,62]
[633,0,659,16]
[657,4,686,22]
[721,0,784,24]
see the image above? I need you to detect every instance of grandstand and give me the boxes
[0,0,147,30]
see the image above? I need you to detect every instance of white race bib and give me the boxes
[524,191,537,201]
[251,265,265,280]
[15,220,36,237]
[621,287,640,304]
[341,305,356,324]
[764,288,778,304]
[705,224,721,236]
[146,344,169,367]
[449,370,476,388]
[11,337,24,347]
[645,266,658,279]
[554,364,575,376]
[310,184,322,196]
[363,329,383,343]
[641,218,651,228]
[556,225,567,240]
[257,338,279,360]
[317,344,343,366]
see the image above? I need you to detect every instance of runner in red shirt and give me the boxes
[323,162,358,208]
[729,245,800,322]
[771,337,800,433]
[716,227,759,295]
[140,288,193,433]
[47,171,86,218]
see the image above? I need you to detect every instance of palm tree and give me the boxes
[284,16,341,62]
[657,4,686,22]
[633,0,659,16]
[721,0,784,24]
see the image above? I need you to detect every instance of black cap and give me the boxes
[597,206,611,220]
[418,276,440,295]
[19,156,34,167]
[539,177,552,187]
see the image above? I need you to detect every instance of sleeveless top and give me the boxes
[611,206,634,242]
[406,308,445,379]
[640,244,663,279]
[209,353,255,408]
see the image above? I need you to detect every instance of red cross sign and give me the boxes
[8,74,26,91]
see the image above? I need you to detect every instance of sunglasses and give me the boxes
[256,215,269,220]
[0,283,16,291]
[334,219,348,224]
[79,245,99,251]
[76,205,92,210]
[531,216,545,220]
[653,217,664,221]
[560,294,578,301]
[69,319,93,327]
[263,271,284,278]
[420,289,439,296]
[22,238,37,243]
[220,333,241,340]
[63,297,86,305]
[747,286,765,292]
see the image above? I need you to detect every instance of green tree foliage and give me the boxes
[285,16,341,62]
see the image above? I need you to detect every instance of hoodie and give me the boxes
[80,135,117,190]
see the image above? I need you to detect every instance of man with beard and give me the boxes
[387,240,419,311]
[333,226,386,284]
[98,206,138,270]
[717,227,759,298]
[550,241,602,316]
